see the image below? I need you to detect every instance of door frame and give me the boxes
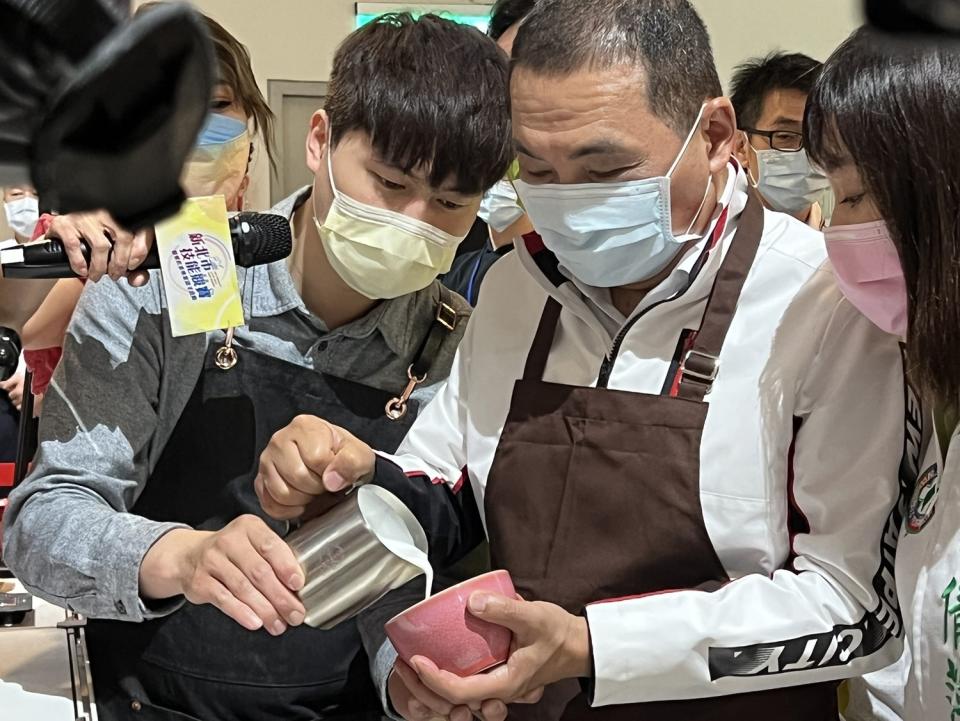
[268,79,329,206]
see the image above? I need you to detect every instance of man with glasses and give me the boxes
[731,52,830,228]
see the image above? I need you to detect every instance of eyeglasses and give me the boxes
[741,128,804,153]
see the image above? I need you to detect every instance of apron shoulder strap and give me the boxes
[523,297,563,382]
[678,191,765,402]
[386,285,462,421]
[410,285,459,378]
[410,284,460,380]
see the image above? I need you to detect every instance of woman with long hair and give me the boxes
[805,26,960,720]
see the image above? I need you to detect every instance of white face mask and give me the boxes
[315,142,466,300]
[478,179,525,232]
[748,145,831,215]
[514,104,712,288]
[4,196,39,239]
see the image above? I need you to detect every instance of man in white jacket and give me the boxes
[255,1,918,719]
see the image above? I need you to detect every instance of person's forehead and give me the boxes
[511,65,654,135]
[757,87,808,127]
[827,161,862,185]
[340,129,474,195]
[3,185,35,198]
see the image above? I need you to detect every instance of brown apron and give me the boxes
[484,195,839,720]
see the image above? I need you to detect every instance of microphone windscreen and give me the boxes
[231,212,292,267]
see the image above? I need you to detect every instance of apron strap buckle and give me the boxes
[436,300,458,332]
[385,365,428,421]
[681,350,719,384]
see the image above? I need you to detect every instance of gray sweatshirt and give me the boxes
[1,188,470,708]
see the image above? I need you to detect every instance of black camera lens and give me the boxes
[0,328,21,383]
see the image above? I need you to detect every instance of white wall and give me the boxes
[693,0,865,90]
[139,0,865,212]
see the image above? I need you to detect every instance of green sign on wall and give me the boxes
[356,4,492,32]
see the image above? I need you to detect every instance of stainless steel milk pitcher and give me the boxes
[285,484,429,629]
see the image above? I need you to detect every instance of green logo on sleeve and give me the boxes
[943,578,960,717]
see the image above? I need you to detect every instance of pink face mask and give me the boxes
[824,220,908,337]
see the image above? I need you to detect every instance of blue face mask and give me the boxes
[195,113,248,147]
[514,105,712,288]
[182,113,251,204]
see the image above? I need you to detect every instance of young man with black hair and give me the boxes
[3,13,511,721]
[259,1,915,719]
[730,51,830,228]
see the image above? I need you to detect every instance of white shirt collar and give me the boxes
[565,162,742,335]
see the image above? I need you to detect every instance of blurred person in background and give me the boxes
[2,185,39,245]
[0,186,36,427]
[441,0,536,305]
[0,186,55,333]
[731,52,831,229]
[0,326,23,462]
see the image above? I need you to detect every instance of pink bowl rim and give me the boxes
[386,569,514,626]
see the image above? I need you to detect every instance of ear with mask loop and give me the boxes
[666,104,708,179]
[680,176,714,239]
[667,103,713,240]
[742,131,763,189]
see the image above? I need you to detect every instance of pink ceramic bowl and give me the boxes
[385,570,515,677]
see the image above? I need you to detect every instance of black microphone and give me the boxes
[0,212,292,279]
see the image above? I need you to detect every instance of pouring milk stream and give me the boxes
[357,485,434,599]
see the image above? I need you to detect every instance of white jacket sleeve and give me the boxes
[371,320,485,567]
[584,294,922,705]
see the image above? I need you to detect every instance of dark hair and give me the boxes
[730,52,822,129]
[325,13,511,195]
[138,3,276,172]
[511,0,722,135]
[203,12,276,172]
[805,27,960,404]
[489,0,536,40]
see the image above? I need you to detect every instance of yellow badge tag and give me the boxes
[154,195,245,337]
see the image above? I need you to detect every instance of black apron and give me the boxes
[87,294,459,721]
[485,194,839,720]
